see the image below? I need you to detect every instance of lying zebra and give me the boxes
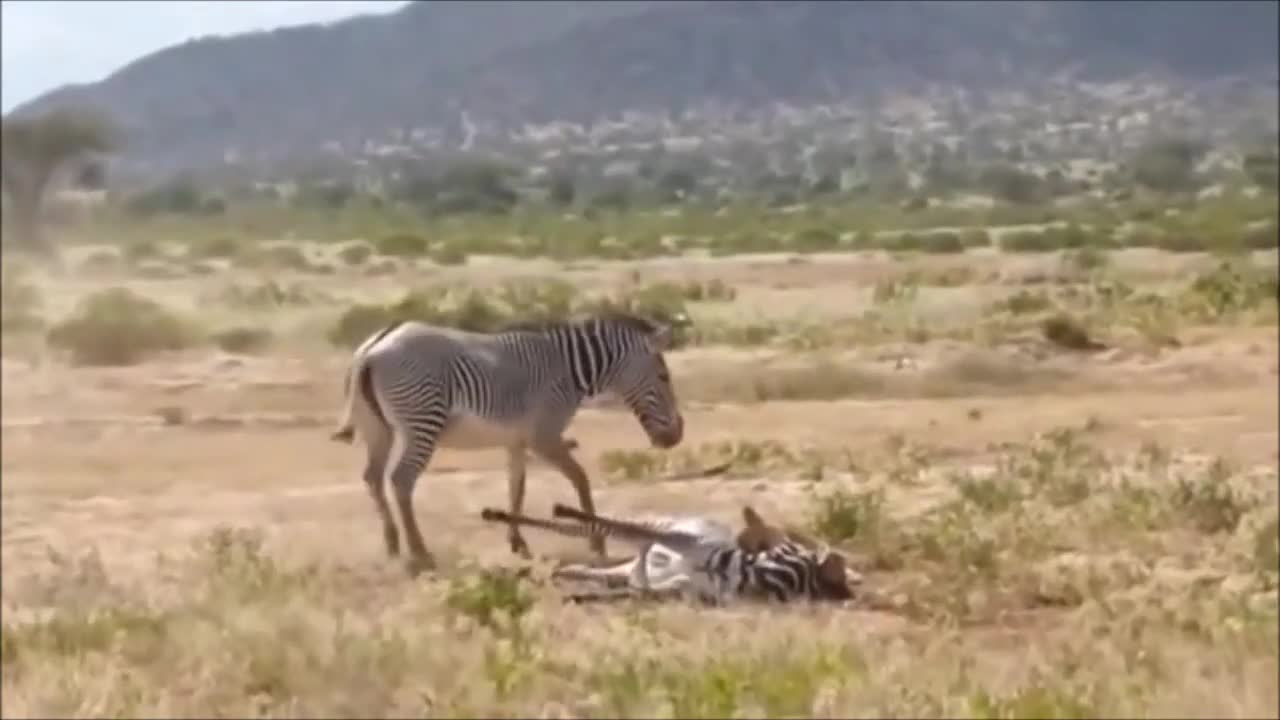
[479,503,857,605]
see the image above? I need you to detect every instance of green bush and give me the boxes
[122,238,164,264]
[234,244,313,271]
[188,236,243,259]
[1179,260,1278,321]
[1,263,45,333]
[790,227,840,253]
[1001,230,1056,253]
[47,288,197,366]
[918,231,966,254]
[429,243,469,266]
[211,326,274,355]
[1240,223,1278,251]
[375,233,428,257]
[337,242,374,266]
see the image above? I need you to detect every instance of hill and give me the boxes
[10,0,1278,177]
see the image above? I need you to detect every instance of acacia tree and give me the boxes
[1,107,118,257]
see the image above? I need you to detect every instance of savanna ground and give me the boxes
[1,194,1278,718]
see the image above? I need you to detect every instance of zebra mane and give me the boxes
[500,310,663,336]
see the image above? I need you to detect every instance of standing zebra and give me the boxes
[484,503,857,604]
[332,312,684,576]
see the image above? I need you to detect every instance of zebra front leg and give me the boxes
[505,445,533,559]
[532,438,606,558]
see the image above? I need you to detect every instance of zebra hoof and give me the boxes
[509,537,532,559]
[404,555,437,578]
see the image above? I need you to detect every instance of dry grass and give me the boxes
[1,238,1278,718]
[2,437,1275,718]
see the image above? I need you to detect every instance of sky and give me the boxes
[1,0,411,112]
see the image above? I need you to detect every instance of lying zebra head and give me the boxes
[592,313,684,449]
[735,505,857,601]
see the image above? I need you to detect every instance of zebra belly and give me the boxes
[437,411,528,449]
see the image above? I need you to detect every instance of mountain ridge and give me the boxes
[10,0,1278,177]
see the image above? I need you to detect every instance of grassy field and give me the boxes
[1,195,1278,717]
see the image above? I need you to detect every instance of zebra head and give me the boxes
[810,547,860,601]
[594,313,684,449]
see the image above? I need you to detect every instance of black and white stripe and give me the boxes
[332,312,684,575]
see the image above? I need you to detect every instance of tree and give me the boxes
[978,163,1043,205]
[1131,138,1207,193]
[2,107,118,256]
[1243,146,1279,189]
[546,169,575,207]
[74,159,106,190]
[656,167,698,203]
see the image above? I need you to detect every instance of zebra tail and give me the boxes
[331,322,401,443]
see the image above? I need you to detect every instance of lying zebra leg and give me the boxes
[550,503,703,554]
[532,439,607,557]
[505,445,533,559]
[564,586,686,605]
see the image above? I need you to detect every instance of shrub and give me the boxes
[1041,313,1104,351]
[217,281,319,310]
[790,227,840,253]
[234,244,313,272]
[211,326,274,355]
[1180,260,1278,321]
[961,229,993,248]
[188,235,243,259]
[47,288,197,365]
[1240,223,1278,251]
[78,249,123,273]
[918,231,967,254]
[810,487,888,544]
[375,233,428,257]
[337,242,374,266]
[1001,230,1050,253]
[122,238,163,264]
[1,263,45,333]
[995,289,1053,316]
[444,569,535,630]
[429,243,469,266]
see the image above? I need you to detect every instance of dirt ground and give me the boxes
[1,248,1277,717]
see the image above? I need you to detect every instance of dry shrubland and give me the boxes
[1,433,1275,717]
[1,188,1277,718]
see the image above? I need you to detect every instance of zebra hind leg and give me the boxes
[362,459,400,559]
[360,420,400,559]
[386,430,439,578]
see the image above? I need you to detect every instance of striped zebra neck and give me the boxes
[697,541,825,603]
